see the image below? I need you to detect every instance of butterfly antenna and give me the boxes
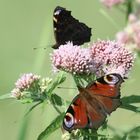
[33,47,47,50]
[57,86,77,90]
[33,45,52,50]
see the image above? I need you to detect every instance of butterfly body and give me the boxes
[63,74,123,132]
[53,6,92,49]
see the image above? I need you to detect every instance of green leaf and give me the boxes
[108,126,122,140]
[17,116,30,140]
[121,95,140,113]
[50,94,70,114]
[120,104,140,113]
[0,93,12,100]
[121,95,140,104]
[50,94,70,107]
[51,94,63,106]
[138,52,140,58]
[37,112,65,140]
[55,72,66,85]
[47,72,66,96]
[25,101,42,116]
[122,126,140,140]
[81,129,107,140]
[111,135,122,140]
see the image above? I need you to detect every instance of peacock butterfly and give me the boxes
[53,6,92,49]
[63,73,124,131]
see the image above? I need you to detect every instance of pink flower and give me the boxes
[15,73,40,90]
[101,0,124,8]
[116,14,140,51]
[131,22,140,49]
[11,73,52,101]
[128,14,137,23]
[90,40,134,78]
[116,31,130,44]
[51,41,134,78]
[51,42,94,75]
[11,73,41,100]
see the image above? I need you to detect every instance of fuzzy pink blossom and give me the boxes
[128,14,137,23]
[116,31,130,44]
[15,73,40,90]
[51,42,94,75]
[101,0,124,8]
[11,73,41,99]
[116,14,140,51]
[11,74,52,100]
[90,40,134,78]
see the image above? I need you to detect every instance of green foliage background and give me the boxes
[0,0,140,140]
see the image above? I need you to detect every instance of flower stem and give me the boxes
[82,128,98,140]
[52,103,62,114]
[126,0,133,20]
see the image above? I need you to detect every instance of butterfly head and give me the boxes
[53,6,71,23]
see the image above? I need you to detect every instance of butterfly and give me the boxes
[53,6,92,49]
[63,73,124,132]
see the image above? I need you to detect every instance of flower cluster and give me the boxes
[11,73,52,102]
[116,14,140,52]
[51,40,134,78]
[51,42,94,75]
[15,73,40,90]
[100,0,124,8]
[40,78,52,92]
[90,40,134,78]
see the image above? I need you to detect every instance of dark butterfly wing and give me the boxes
[63,74,123,131]
[53,6,92,49]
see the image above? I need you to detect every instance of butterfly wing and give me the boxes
[53,6,92,49]
[86,73,123,98]
[63,95,106,132]
[63,74,123,131]
[83,73,123,114]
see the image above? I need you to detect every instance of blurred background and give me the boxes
[0,0,140,140]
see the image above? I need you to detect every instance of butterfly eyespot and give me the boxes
[64,113,74,128]
[104,74,119,85]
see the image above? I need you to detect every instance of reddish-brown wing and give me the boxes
[86,73,123,97]
[84,73,124,114]
[63,95,87,131]
[63,95,106,131]
[63,73,123,132]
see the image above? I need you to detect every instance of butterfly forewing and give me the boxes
[86,73,123,97]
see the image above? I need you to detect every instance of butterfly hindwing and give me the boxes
[53,6,92,49]
[63,95,106,131]
[63,95,88,131]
